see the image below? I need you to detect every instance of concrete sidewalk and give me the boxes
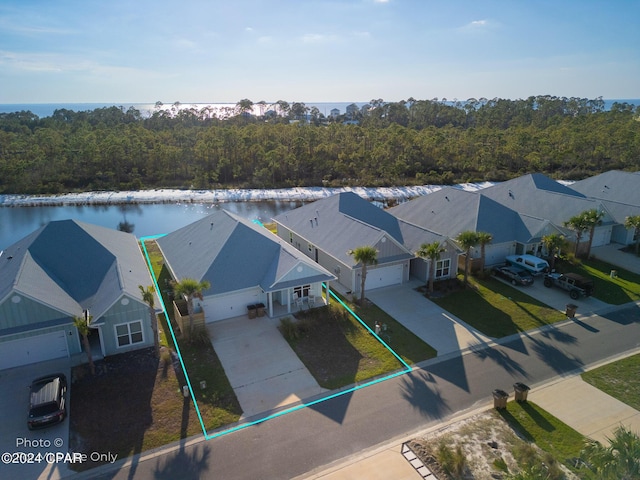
[305,360,640,480]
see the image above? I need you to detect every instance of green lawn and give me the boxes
[581,353,640,411]
[340,294,438,364]
[432,275,567,338]
[559,257,640,305]
[498,401,587,475]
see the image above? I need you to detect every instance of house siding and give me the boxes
[98,297,152,356]
[0,294,68,331]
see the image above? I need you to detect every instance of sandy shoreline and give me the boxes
[0,183,496,207]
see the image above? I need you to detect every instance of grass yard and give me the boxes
[340,293,438,364]
[498,400,587,476]
[282,305,407,390]
[581,353,640,411]
[433,275,567,338]
[559,257,640,305]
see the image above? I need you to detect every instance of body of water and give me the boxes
[1,99,638,118]
[0,201,303,250]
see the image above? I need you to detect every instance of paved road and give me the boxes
[85,304,640,480]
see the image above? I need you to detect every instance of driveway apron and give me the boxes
[208,316,326,419]
[367,284,494,356]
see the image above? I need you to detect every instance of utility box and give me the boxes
[493,389,508,409]
[513,382,530,402]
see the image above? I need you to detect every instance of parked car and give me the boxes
[543,272,594,300]
[28,374,67,430]
[505,254,550,276]
[492,265,535,286]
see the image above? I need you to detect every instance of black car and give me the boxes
[492,265,534,286]
[28,374,67,430]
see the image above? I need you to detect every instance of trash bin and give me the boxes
[492,389,508,409]
[610,270,618,278]
[256,303,266,317]
[565,304,578,318]
[247,304,257,319]
[513,382,530,402]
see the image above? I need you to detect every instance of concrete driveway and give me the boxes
[494,274,610,317]
[367,282,494,356]
[0,358,72,480]
[207,316,327,420]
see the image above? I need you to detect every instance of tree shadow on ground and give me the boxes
[399,370,450,420]
[538,324,578,344]
[528,336,584,375]
[307,390,354,425]
[152,444,211,480]
[69,348,156,474]
[468,341,530,379]
[601,304,640,325]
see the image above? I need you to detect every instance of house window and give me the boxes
[115,321,144,348]
[294,285,311,298]
[435,258,451,278]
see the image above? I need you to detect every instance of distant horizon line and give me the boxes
[3,97,640,106]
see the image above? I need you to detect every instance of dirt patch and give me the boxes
[409,410,579,480]
[69,347,206,471]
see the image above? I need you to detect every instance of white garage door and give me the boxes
[0,331,69,370]
[365,264,403,291]
[205,290,262,322]
[591,226,612,247]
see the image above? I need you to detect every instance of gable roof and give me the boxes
[389,187,547,244]
[273,192,420,265]
[479,173,603,226]
[156,208,335,295]
[569,171,640,223]
[0,219,152,318]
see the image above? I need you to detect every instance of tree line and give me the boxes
[0,96,638,194]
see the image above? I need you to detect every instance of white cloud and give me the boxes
[301,33,340,44]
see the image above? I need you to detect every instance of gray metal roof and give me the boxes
[480,173,602,226]
[273,192,419,265]
[569,171,640,222]
[0,219,152,319]
[156,208,335,295]
[389,187,543,244]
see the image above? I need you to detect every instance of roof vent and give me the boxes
[445,196,449,201]
[310,219,314,227]
[508,190,514,198]
[314,217,318,225]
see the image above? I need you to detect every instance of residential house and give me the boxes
[568,170,640,245]
[156,209,336,323]
[0,220,156,370]
[273,192,458,295]
[389,186,567,267]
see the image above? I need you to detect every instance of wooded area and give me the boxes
[0,96,638,194]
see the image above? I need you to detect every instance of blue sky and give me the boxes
[1,0,638,103]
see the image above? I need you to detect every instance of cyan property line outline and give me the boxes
[140,234,412,441]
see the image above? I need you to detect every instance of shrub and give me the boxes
[279,317,299,341]
[436,442,467,479]
[190,325,211,347]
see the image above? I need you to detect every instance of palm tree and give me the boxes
[73,311,95,375]
[456,231,479,288]
[564,213,590,257]
[173,278,211,340]
[416,241,445,295]
[541,233,568,270]
[139,285,159,357]
[583,209,605,258]
[476,231,493,274]
[625,215,640,255]
[349,246,378,305]
[580,426,640,479]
